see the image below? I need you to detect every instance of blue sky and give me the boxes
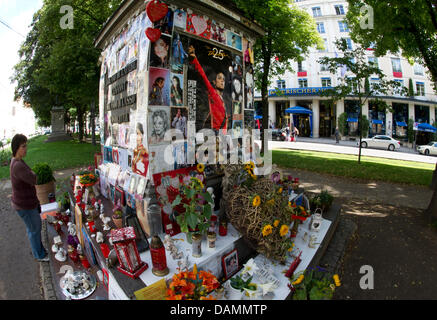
[0,0,43,135]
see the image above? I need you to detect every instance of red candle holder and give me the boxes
[150,235,169,277]
[110,227,149,279]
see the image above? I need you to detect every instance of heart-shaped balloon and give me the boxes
[145,27,161,42]
[146,0,169,22]
[191,15,207,35]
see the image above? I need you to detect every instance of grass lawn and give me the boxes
[273,149,435,186]
[0,135,101,180]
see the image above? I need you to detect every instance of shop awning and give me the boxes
[347,118,358,123]
[285,106,313,114]
[372,119,383,124]
[396,121,407,127]
[416,123,437,133]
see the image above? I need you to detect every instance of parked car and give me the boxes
[271,129,286,141]
[359,135,401,151]
[417,141,437,156]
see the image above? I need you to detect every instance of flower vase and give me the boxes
[229,284,243,300]
[191,233,202,258]
[185,232,193,244]
[290,220,300,238]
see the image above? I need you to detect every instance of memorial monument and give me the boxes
[45,106,73,142]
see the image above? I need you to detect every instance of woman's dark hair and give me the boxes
[11,134,27,157]
[137,122,144,135]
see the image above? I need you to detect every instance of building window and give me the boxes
[416,82,425,96]
[345,38,353,50]
[370,78,380,94]
[368,56,379,69]
[312,7,322,17]
[277,80,286,89]
[414,63,424,76]
[321,78,331,87]
[391,58,402,73]
[316,22,325,34]
[335,4,345,15]
[320,62,329,72]
[338,21,350,32]
[393,79,404,96]
[298,61,307,72]
[298,79,308,88]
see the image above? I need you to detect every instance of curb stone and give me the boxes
[319,216,358,275]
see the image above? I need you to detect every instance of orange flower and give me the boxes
[200,295,216,300]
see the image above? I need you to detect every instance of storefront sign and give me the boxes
[269,87,331,97]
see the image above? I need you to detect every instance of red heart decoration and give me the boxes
[146,0,168,23]
[145,27,161,42]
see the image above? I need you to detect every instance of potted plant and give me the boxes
[172,177,214,243]
[289,269,341,300]
[112,205,123,229]
[310,190,334,213]
[58,191,71,211]
[230,274,258,299]
[33,162,56,205]
[318,190,334,212]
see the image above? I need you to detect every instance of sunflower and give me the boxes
[262,224,273,237]
[252,195,261,207]
[277,187,283,194]
[273,219,280,227]
[197,163,205,173]
[279,225,289,237]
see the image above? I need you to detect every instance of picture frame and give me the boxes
[114,186,125,207]
[222,249,239,279]
[94,153,103,169]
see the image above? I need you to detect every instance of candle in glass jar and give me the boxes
[150,235,169,277]
[219,220,228,236]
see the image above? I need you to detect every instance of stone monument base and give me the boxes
[45,132,73,143]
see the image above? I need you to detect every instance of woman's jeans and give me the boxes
[16,208,47,259]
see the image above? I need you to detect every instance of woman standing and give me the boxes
[10,134,48,262]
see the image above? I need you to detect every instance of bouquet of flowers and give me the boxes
[166,265,220,300]
[79,171,98,187]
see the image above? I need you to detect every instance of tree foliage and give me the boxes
[234,0,323,152]
[346,0,437,219]
[346,0,437,84]
[318,38,403,163]
[11,0,122,139]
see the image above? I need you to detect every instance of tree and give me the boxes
[234,0,323,153]
[318,38,404,164]
[12,0,122,141]
[346,0,437,220]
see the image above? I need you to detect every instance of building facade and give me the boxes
[256,0,437,144]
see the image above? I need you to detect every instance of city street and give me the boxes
[269,137,437,165]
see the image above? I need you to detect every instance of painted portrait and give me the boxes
[148,107,170,145]
[149,34,171,69]
[184,35,234,134]
[149,67,170,106]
